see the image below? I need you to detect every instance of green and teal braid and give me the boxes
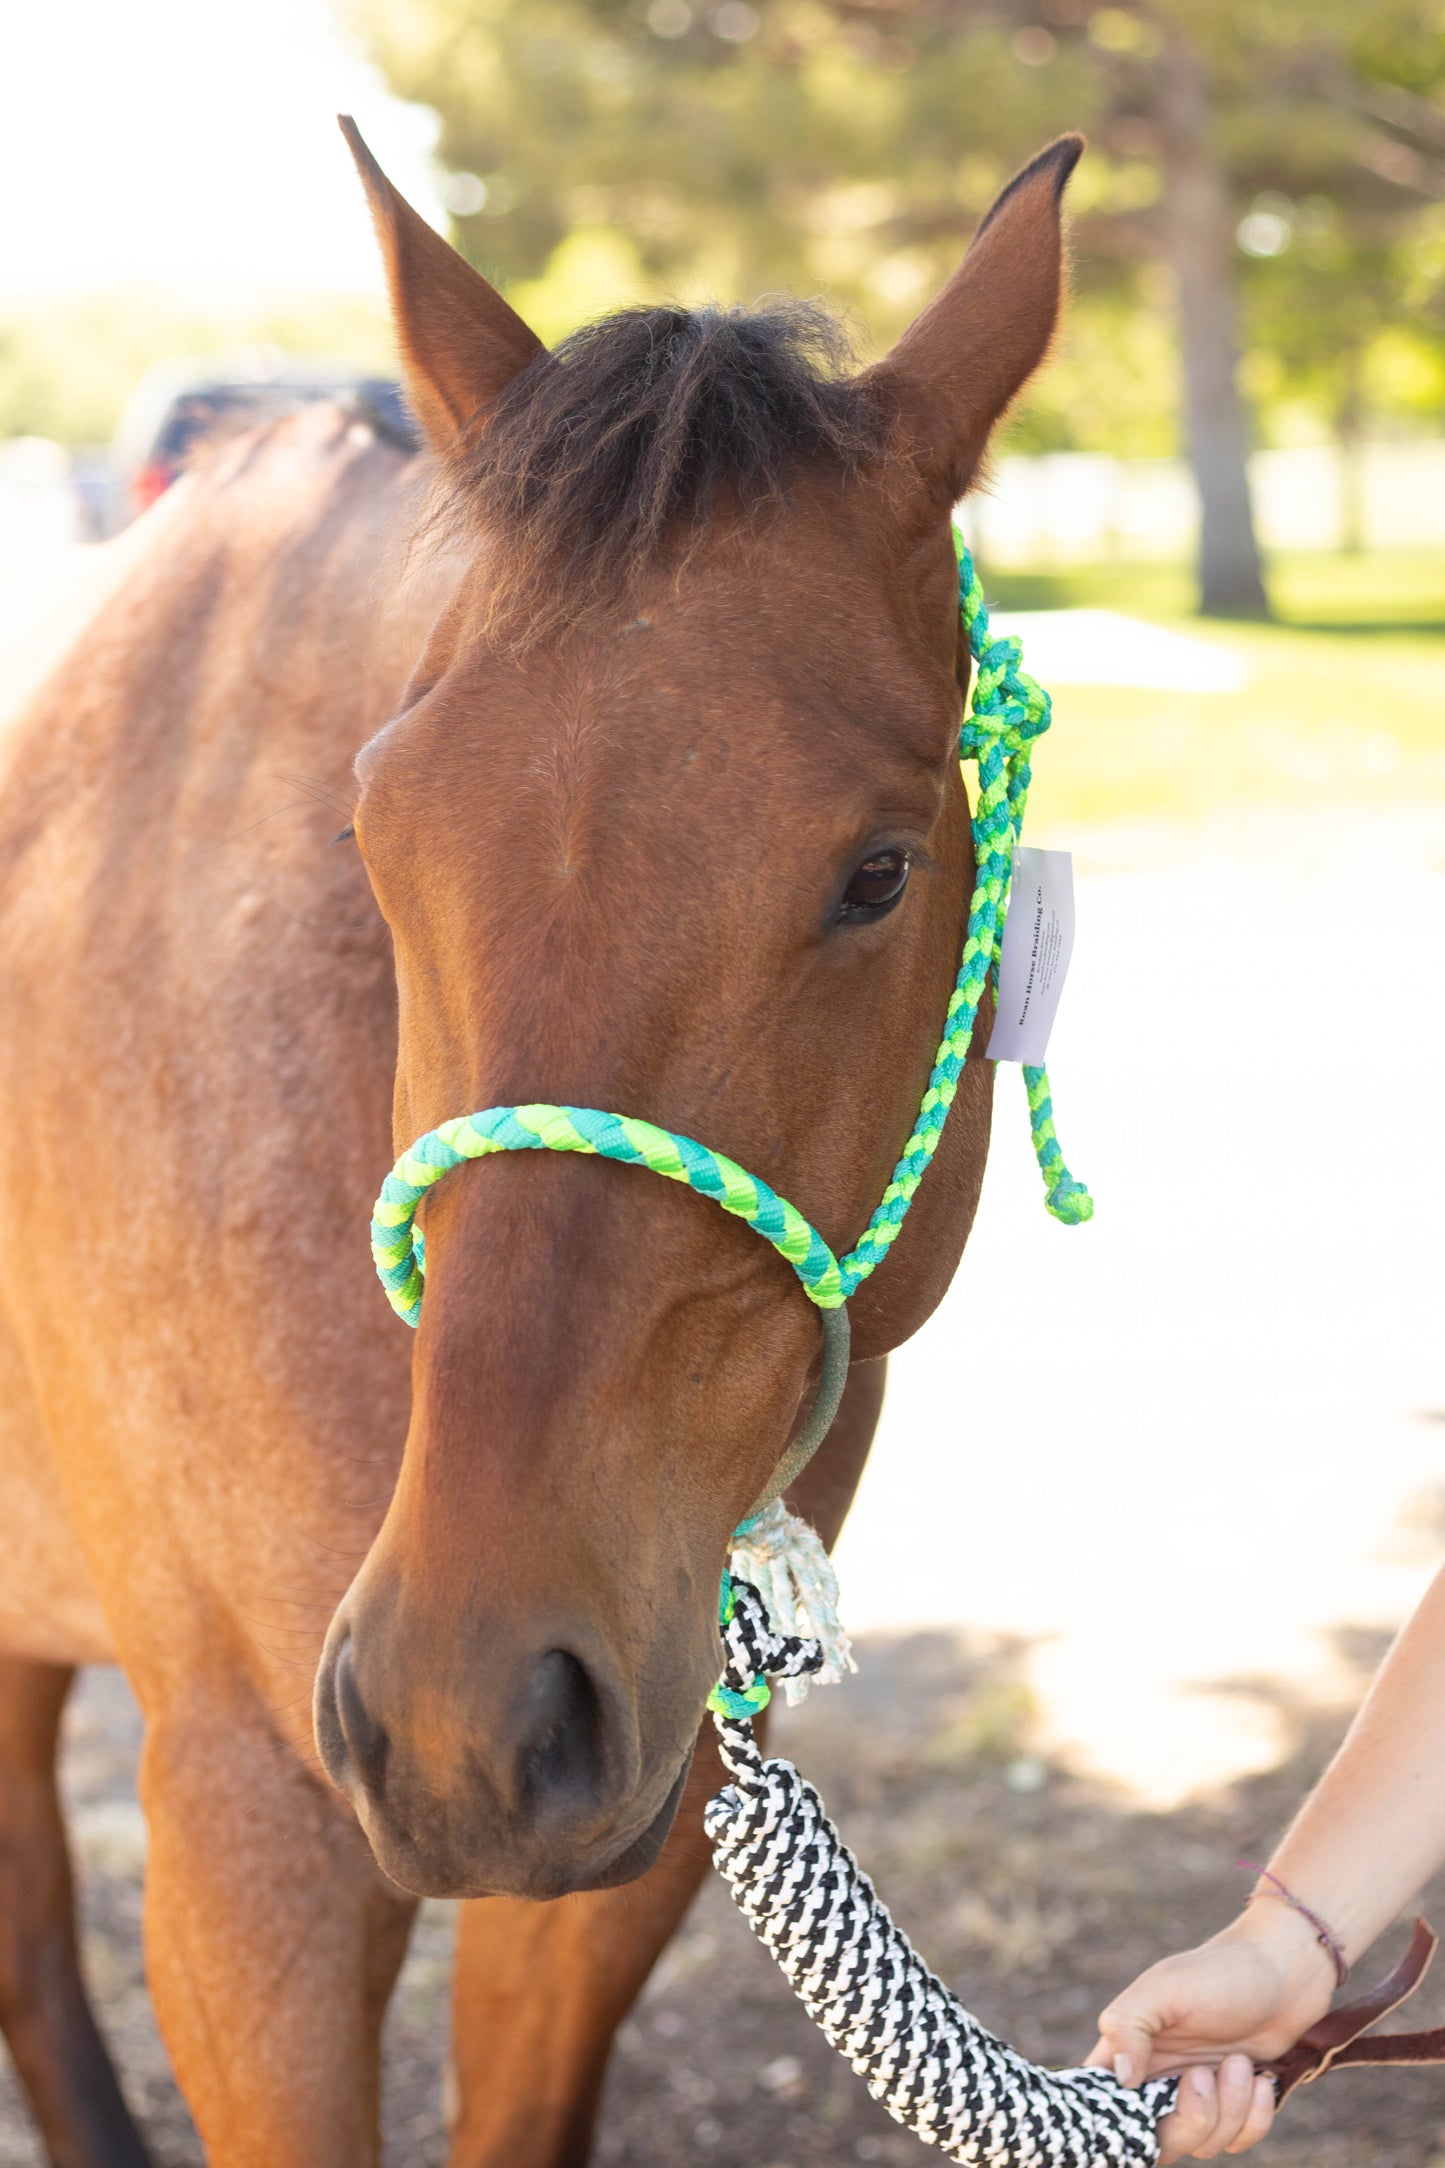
[707,1572,771,1721]
[835,524,1090,1290]
[372,1102,845,1330]
[1023,1064,1091,1225]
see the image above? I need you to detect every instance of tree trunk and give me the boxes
[1157,29,1270,617]
[1336,358,1366,554]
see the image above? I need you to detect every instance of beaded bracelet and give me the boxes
[1239,1860,1350,1988]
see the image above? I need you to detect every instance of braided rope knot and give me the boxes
[729,1501,855,1703]
[958,636,1050,760]
[708,1575,824,1719]
[959,713,1043,760]
[707,1577,825,1817]
[1043,1180,1092,1225]
[1023,1066,1095,1227]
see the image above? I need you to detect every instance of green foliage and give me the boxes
[1004,289,1179,456]
[0,290,395,446]
[1240,203,1445,446]
[346,0,1445,458]
[344,0,1102,345]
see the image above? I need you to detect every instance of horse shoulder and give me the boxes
[0,411,448,1681]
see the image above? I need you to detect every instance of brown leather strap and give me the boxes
[1268,1919,1445,2103]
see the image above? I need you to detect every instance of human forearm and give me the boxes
[1089,1558,1445,2158]
[1259,1557,1445,1965]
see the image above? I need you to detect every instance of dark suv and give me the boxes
[112,360,415,522]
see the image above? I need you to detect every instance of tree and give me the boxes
[347,0,1445,615]
[1133,0,1445,605]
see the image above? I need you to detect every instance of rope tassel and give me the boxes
[706,1579,1177,2165]
[729,1502,855,1704]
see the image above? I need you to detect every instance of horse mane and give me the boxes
[443,300,892,642]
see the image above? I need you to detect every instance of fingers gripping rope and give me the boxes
[706,1579,1177,2166]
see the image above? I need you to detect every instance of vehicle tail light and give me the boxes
[131,462,172,512]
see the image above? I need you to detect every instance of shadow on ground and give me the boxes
[3,1634,1445,2168]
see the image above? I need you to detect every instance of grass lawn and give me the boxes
[980,549,1445,827]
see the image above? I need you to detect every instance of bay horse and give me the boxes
[0,125,1080,2166]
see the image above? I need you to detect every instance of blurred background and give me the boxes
[0,1,1442,2164]
[7,0,1445,609]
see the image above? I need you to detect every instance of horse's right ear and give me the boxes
[866,135,1083,510]
[339,116,544,458]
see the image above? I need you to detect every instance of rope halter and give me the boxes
[370,526,1091,1513]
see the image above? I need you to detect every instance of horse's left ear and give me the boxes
[868,135,1083,506]
[339,115,545,458]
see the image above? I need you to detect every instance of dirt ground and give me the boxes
[5,1636,1445,2168]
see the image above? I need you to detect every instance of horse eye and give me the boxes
[840,847,911,922]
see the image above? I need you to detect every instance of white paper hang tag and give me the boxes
[985,846,1075,1066]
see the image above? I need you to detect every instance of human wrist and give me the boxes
[1237,1858,1350,1988]
[1225,1893,1341,2019]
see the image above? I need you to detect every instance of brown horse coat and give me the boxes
[0,130,1079,2167]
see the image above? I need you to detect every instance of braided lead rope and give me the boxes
[707,1578,1177,2165]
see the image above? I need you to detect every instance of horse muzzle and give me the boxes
[312,1597,699,1900]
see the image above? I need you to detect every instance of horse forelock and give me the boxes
[434,300,895,645]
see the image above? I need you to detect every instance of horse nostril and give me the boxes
[518,1649,607,1817]
[335,1636,390,1798]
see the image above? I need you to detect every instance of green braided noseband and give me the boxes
[370,527,1091,1501]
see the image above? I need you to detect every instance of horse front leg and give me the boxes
[446,1729,723,2168]
[447,1357,887,2168]
[138,1680,415,2168]
[0,1652,152,2168]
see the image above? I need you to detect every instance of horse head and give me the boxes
[315,122,1081,1899]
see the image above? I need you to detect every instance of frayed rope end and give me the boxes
[728,1501,855,1707]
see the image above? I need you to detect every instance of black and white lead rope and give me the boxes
[705,1573,1178,2166]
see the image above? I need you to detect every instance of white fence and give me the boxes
[960,440,1445,564]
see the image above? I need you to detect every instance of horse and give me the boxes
[0,123,1081,2167]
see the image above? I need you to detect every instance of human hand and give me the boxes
[1087,1903,1339,2160]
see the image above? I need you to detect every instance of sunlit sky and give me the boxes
[0,0,447,297]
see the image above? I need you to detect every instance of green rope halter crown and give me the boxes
[370,526,1091,1500]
